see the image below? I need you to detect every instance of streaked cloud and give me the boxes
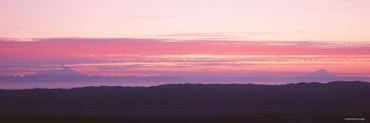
[133,16,177,19]
[1,38,370,77]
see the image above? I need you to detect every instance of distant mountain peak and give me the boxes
[29,65,87,78]
[314,69,329,74]
[302,69,337,80]
[60,65,74,72]
[61,65,69,70]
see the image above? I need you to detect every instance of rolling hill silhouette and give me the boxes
[0,81,369,123]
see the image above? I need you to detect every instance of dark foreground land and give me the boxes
[2,114,367,123]
[1,81,369,123]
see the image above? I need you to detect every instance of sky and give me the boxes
[1,0,369,41]
[0,0,370,84]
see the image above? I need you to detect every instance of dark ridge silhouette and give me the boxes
[0,81,369,123]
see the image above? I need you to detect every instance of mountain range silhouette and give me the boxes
[1,66,370,83]
[30,65,88,79]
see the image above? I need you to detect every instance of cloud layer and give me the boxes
[1,38,370,79]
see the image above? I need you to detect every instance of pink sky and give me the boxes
[1,38,369,77]
[0,0,369,41]
[0,0,369,78]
